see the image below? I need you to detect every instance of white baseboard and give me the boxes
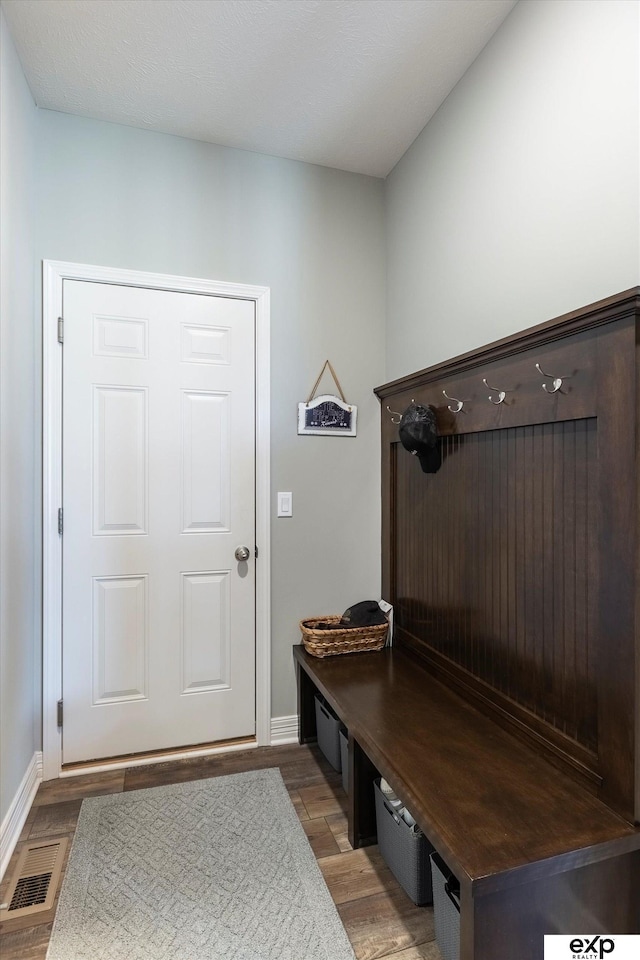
[0,751,42,882]
[270,715,299,745]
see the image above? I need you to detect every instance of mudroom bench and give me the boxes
[294,643,639,960]
[294,289,640,960]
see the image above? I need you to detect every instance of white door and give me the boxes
[62,280,256,763]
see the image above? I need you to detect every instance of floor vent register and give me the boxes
[1,838,67,920]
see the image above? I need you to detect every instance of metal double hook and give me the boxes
[386,406,401,424]
[482,378,510,405]
[442,389,466,414]
[386,399,416,424]
[535,363,569,394]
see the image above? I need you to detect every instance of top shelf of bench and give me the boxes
[293,643,639,894]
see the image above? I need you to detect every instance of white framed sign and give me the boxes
[298,394,357,436]
[298,360,357,436]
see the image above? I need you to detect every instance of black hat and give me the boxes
[340,601,387,628]
[398,403,441,473]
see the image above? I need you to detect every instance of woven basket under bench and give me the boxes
[300,616,388,657]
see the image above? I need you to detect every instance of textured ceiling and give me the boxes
[2,0,517,177]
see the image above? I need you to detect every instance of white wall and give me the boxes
[35,111,386,720]
[0,8,39,823]
[385,0,640,380]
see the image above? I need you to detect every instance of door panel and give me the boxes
[181,571,230,693]
[92,574,148,703]
[93,385,147,534]
[181,390,230,532]
[62,281,256,763]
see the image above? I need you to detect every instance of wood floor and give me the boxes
[0,742,441,960]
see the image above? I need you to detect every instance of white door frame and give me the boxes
[42,260,271,780]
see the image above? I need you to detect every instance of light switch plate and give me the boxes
[277,492,293,517]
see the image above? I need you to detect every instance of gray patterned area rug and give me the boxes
[46,768,355,960]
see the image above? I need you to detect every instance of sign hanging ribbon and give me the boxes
[307,360,347,404]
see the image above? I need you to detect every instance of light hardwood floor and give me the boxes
[0,743,441,959]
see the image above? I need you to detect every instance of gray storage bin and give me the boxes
[314,695,342,772]
[339,728,348,793]
[374,779,434,905]
[430,852,460,960]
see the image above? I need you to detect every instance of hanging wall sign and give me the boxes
[298,394,357,435]
[298,360,357,436]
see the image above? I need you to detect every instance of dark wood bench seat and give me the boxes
[293,643,640,958]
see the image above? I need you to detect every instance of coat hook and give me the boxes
[535,363,569,395]
[442,389,466,414]
[482,378,509,405]
[387,399,418,423]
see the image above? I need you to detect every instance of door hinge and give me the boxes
[57,317,64,343]
[57,700,63,728]
[255,545,259,559]
[58,508,63,535]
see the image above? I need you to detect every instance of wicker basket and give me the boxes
[300,616,388,658]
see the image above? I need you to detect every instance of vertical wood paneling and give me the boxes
[481,431,490,685]
[543,423,555,728]
[552,421,566,736]
[563,421,577,741]
[378,290,639,821]
[393,419,598,752]
[506,428,517,703]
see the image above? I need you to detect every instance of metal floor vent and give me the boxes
[1,838,67,920]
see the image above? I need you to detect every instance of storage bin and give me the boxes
[430,852,460,960]
[339,728,348,793]
[314,695,342,772]
[374,779,434,905]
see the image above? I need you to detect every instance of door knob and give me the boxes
[235,545,250,562]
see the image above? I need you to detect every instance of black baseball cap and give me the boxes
[340,601,387,628]
[398,403,441,473]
